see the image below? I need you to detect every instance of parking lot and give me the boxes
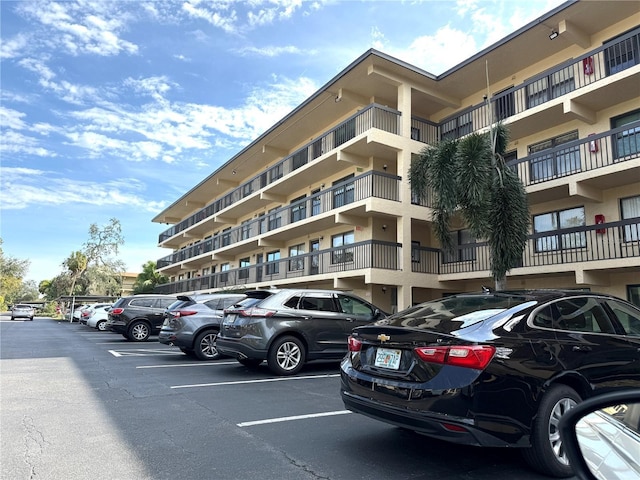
[1,316,559,480]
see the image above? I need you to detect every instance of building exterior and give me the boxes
[152,0,640,313]
[120,272,138,296]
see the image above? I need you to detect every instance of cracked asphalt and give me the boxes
[1,316,561,480]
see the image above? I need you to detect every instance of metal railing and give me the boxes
[156,171,401,269]
[155,240,401,294]
[508,120,639,186]
[439,27,640,140]
[159,104,401,243]
[411,219,640,275]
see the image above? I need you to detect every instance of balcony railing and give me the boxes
[154,240,401,294]
[508,120,639,187]
[156,171,401,269]
[412,219,640,275]
[159,104,401,243]
[440,27,640,140]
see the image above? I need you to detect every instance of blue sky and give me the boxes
[1,0,565,284]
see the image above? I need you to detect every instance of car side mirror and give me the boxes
[559,389,640,480]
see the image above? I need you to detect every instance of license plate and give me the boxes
[374,348,402,370]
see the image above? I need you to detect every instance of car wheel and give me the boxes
[522,384,580,478]
[238,358,262,368]
[96,320,107,331]
[194,330,222,360]
[128,321,150,342]
[267,335,305,376]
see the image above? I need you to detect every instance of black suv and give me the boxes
[159,293,246,360]
[217,289,386,375]
[106,294,177,341]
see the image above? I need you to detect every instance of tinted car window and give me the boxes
[284,296,301,308]
[554,297,615,333]
[157,298,177,309]
[337,294,373,315]
[130,298,155,308]
[221,297,240,308]
[300,295,337,312]
[204,299,220,309]
[605,299,640,335]
[111,298,127,308]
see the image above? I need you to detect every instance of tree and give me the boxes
[409,123,529,290]
[84,218,124,266]
[63,250,88,296]
[0,238,31,309]
[133,261,168,294]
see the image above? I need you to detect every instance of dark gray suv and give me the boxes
[158,293,246,360]
[106,294,177,341]
[217,289,386,375]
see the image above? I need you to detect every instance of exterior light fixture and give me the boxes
[549,30,559,40]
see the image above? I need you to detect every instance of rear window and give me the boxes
[111,298,127,308]
[384,295,529,332]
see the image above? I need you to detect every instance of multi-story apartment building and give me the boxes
[152,0,640,313]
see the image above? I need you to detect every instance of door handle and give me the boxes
[345,317,355,322]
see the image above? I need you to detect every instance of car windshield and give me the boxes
[382,295,530,332]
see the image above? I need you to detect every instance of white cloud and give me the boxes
[0,33,30,59]
[234,45,305,57]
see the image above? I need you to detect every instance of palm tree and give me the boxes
[133,261,168,294]
[409,123,529,290]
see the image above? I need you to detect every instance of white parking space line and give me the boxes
[137,361,237,369]
[108,349,184,357]
[171,373,340,389]
[237,410,351,428]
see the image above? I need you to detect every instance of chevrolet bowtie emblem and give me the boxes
[377,334,390,342]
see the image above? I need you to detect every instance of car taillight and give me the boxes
[348,336,362,352]
[111,308,124,315]
[170,310,197,317]
[237,307,275,317]
[414,345,495,369]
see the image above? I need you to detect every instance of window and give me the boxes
[627,285,640,309]
[494,87,515,121]
[201,267,210,277]
[605,298,640,334]
[411,240,421,263]
[220,263,230,282]
[240,220,251,240]
[239,257,250,280]
[441,111,472,140]
[299,294,337,312]
[332,174,355,208]
[242,182,253,198]
[443,229,476,263]
[621,196,640,242]
[332,231,354,264]
[534,207,586,252]
[292,149,307,170]
[605,30,639,75]
[534,298,615,333]
[612,109,640,160]
[526,65,575,108]
[288,244,305,271]
[290,195,307,223]
[337,294,374,316]
[410,127,420,141]
[267,207,281,230]
[311,138,323,159]
[528,131,580,182]
[311,189,321,216]
[335,118,356,147]
[266,250,280,275]
[221,227,231,247]
[269,164,283,183]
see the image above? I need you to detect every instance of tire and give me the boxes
[128,321,151,342]
[194,330,222,360]
[96,320,107,331]
[238,358,262,368]
[522,385,581,478]
[267,335,305,376]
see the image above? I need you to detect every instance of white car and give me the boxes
[79,303,112,325]
[86,306,111,331]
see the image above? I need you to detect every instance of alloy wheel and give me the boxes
[200,333,218,358]
[275,341,302,371]
[547,397,577,465]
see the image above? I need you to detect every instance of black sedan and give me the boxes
[340,290,640,478]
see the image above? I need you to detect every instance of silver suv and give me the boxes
[217,289,386,375]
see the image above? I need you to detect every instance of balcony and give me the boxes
[159,104,401,245]
[439,27,640,142]
[156,171,401,271]
[154,240,401,295]
[411,219,640,276]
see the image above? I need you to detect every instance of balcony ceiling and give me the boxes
[154,0,638,224]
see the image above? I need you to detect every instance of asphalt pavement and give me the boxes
[1,315,569,480]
